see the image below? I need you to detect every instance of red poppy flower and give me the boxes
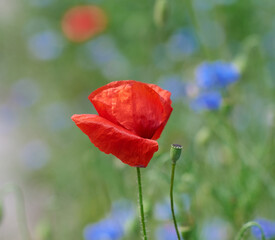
[61,5,107,42]
[72,80,173,167]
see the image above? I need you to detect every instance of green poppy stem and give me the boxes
[235,221,266,240]
[170,163,181,240]
[136,167,148,240]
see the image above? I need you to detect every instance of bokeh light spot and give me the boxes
[62,5,107,42]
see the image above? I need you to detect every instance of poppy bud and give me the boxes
[170,144,182,163]
[154,0,168,28]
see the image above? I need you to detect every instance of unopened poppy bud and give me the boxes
[170,144,182,163]
[154,0,168,28]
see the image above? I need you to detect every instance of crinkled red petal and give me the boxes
[147,83,172,105]
[148,83,173,140]
[71,114,159,167]
[88,80,172,139]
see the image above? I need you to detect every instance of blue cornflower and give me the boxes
[154,198,177,221]
[167,28,198,61]
[27,30,64,60]
[200,218,230,240]
[85,36,119,65]
[155,224,179,240]
[110,200,136,229]
[83,218,123,240]
[190,92,222,111]
[83,200,136,240]
[251,219,275,239]
[196,61,240,89]
[0,104,19,134]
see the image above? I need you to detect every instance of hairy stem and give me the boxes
[136,167,148,240]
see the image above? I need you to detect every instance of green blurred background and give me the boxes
[0,0,274,239]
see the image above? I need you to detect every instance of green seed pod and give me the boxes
[170,144,182,163]
[153,0,168,28]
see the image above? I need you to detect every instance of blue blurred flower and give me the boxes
[190,92,222,111]
[10,78,40,108]
[200,218,230,240]
[41,102,71,131]
[251,219,275,239]
[84,219,123,240]
[196,61,240,89]
[83,200,136,240]
[154,198,179,221]
[158,75,185,101]
[155,224,178,240]
[86,36,118,65]
[110,200,136,229]
[154,201,171,221]
[20,140,50,170]
[81,35,130,79]
[167,28,198,61]
[0,104,19,134]
[28,30,64,60]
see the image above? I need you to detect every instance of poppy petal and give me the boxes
[89,80,172,139]
[148,84,173,140]
[71,114,159,167]
[147,83,172,105]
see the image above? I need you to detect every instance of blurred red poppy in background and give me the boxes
[61,5,107,42]
[72,80,173,167]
